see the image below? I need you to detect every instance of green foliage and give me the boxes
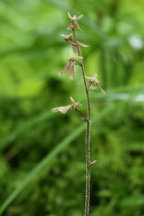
[0,0,144,216]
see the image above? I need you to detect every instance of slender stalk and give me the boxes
[72,28,91,216]
[76,108,88,121]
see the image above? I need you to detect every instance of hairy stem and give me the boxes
[72,29,91,216]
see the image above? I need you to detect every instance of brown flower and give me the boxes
[58,55,83,79]
[59,60,74,80]
[61,34,89,53]
[51,97,81,114]
[86,74,106,95]
[67,12,83,31]
[61,33,73,42]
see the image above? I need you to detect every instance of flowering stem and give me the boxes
[72,28,91,216]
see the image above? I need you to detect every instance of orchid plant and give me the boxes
[52,12,105,216]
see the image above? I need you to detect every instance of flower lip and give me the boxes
[51,97,82,114]
[51,104,72,114]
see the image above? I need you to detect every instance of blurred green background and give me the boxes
[0,0,144,215]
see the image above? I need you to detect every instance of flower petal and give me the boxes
[70,96,75,104]
[76,22,82,31]
[52,104,72,114]
[67,23,75,30]
[86,75,99,83]
[60,34,67,38]
[74,56,84,60]
[86,76,92,80]
[89,83,98,89]
[58,62,70,75]
[61,33,73,41]
[77,41,89,47]
[76,14,83,20]
[68,11,73,20]
[72,45,78,54]
[67,40,76,46]
[99,86,106,95]
[68,62,74,80]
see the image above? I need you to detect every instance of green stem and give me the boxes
[72,28,91,216]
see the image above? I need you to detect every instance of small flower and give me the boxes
[61,34,89,53]
[86,74,106,95]
[59,60,74,80]
[61,33,73,42]
[51,104,72,114]
[58,55,83,79]
[67,12,83,31]
[51,97,81,114]
[70,96,81,110]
